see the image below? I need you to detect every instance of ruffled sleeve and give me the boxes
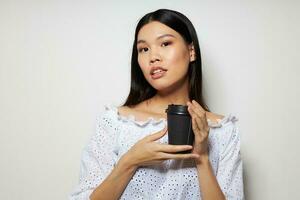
[216,119,244,200]
[69,108,118,200]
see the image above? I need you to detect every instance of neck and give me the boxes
[147,77,190,114]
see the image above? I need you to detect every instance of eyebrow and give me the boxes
[137,34,176,44]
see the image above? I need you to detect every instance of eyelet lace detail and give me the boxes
[69,104,243,199]
[104,104,238,128]
[104,104,166,127]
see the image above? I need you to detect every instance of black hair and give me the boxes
[122,8,210,112]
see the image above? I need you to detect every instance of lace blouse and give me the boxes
[69,104,244,200]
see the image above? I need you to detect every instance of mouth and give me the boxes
[151,70,167,79]
[150,68,167,80]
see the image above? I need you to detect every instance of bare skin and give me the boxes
[117,99,224,124]
[90,21,226,200]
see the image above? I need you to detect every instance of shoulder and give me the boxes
[117,103,152,121]
[116,105,139,119]
[211,113,240,148]
[206,112,225,123]
[208,112,240,142]
[117,105,133,115]
[117,101,145,113]
[206,114,240,158]
[96,104,122,130]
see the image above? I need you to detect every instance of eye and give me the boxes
[162,41,171,47]
[138,47,148,53]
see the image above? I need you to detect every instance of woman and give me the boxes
[70,9,244,200]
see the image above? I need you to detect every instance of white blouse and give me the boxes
[69,104,244,200]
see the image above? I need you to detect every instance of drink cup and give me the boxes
[165,104,194,153]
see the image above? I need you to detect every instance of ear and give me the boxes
[188,42,196,62]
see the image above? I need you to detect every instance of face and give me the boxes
[136,21,196,91]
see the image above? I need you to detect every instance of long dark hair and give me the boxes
[122,9,210,112]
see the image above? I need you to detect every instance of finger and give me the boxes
[194,114,204,130]
[188,103,207,131]
[189,101,207,122]
[161,152,200,160]
[157,144,193,153]
[192,116,201,135]
[194,109,207,126]
[188,107,200,131]
[190,105,210,133]
[187,102,196,116]
[188,103,209,138]
[190,108,202,129]
[192,100,205,112]
[147,125,168,141]
[195,123,210,143]
[193,115,209,138]
[187,102,199,117]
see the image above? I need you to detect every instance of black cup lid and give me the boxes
[165,104,189,115]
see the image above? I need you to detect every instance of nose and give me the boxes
[150,57,160,64]
[149,48,161,64]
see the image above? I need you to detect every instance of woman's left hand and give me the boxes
[187,100,210,161]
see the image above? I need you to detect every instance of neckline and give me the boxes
[107,104,167,127]
[104,104,237,128]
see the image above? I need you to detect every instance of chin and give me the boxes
[150,82,175,92]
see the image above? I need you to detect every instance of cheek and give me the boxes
[138,55,148,73]
[138,56,155,84]
[166,48,190,73]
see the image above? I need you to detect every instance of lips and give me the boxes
[149,66,168,80]
[150,66,167,75]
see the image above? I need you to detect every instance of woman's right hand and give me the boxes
[121,125,200,168]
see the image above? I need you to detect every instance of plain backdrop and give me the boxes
[0,0,299,199]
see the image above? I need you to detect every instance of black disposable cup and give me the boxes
[165,104,194,153]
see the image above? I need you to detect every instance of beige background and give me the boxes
[0,0,299,199]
